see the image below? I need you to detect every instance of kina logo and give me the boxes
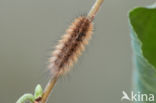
[121,91,154,102]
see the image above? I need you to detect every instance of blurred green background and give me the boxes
[0,0,155,103]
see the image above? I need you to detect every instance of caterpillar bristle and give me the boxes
[49,16,93,76]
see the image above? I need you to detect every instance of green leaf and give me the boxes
[34,84,43,99]
[16,84,43,103]
[16,93,34,103]
[129,3,156,103]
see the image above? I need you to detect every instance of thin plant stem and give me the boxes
[88,0,104,21]
[41,74,59,103]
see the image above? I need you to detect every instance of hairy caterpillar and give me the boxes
[49,16,93,76]
[41,0,104,103]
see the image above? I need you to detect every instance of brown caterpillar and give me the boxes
[41,1,104,102]
[49,16,93,76]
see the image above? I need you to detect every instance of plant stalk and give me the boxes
[41,74,59,103]
[88,0,104,21]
